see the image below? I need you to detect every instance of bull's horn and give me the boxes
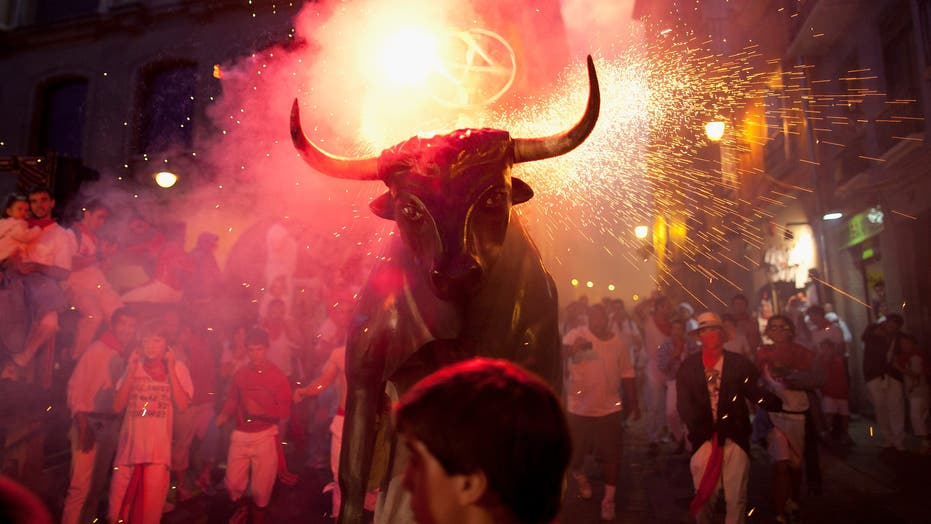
[290,99,381,180]
[512,55,600,163]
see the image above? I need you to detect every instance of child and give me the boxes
[216,327,292,524]
[816,338,852,445]
[0,194,41,263]
[109,319,193,524]
[900,335,930,454]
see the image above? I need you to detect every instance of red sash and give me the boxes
[689,435,724,517]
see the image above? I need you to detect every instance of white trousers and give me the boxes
[909,385,930,437]
[867,377,905,449]
[61,418,119,524]
[645,366,667,442]
[225,426,279,507]
[689,439,749,524]
[665,379,685,443]
[108,463,170,524]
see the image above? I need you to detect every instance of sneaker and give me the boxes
[600,498,616,521]
[571,471,592,499]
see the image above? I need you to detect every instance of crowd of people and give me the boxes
[1,184,929,524]
[561,291,929,523]
[0,186,366,523]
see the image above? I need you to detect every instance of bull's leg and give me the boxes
[337,378,383,524]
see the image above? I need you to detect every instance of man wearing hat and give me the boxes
[216,327,292,524]
[676,312,781,524]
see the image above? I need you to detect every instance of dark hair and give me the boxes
[245,327,270,347]
[395,359,570,524]
[766,314,796,336]
[2,193,27,218]
[26,185,53,199]
[807,305,826,317]
[885,313,904,327]
[110,306,137,327]
[83,198,110,215]
[731,294,748,305]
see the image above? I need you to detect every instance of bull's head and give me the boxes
[291,56,600,302]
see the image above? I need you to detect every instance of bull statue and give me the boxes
[291,55,600,523]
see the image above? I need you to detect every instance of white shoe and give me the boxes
[572,471,592,499]
[600,498,616,521]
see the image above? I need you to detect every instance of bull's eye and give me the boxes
[484,191,508,208]
[401,204,423,221]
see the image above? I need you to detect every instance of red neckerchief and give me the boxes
[27,217,55,229]
[143,358,168,382]
[98,332,128,356]
[702,348,721,370]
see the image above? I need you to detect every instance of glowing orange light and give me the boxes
[154,171,178,188]
[705,121,726,141]
[377,28,439,86]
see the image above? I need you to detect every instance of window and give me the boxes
[35,77,89,158]
[136,62,198,153]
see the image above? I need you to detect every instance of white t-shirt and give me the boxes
[114,361,193,467]
[65,226,110,291]
[643,315,670,375]
[723,332,752,358]
[24,222,76,270]
[563,326,633,417]
[809,324,844,352]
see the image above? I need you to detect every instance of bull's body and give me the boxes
[290,56,600,523]
[339,213,560,521]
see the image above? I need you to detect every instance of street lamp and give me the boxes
[154,171,178,188]
[704,121,726,142]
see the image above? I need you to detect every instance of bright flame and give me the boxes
[154,171,178,188]
[705,121,726,142]
[377,28,440,86]
[634,225,649,239]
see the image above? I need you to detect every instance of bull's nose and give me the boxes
[431,263,483,300]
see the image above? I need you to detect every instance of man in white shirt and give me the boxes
[806,306,844,353]
[11,186,76,368]
[563,304,636,521]
[62,307,138,524]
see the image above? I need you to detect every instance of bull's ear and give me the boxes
[370,192,396,220]
[511,177,534,205]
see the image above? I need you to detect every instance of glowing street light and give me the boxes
[154,171,178,188]
[607,284,616,291]
[634,225,649,239]
[570,278,579,287]
[585,281,594,288]
[704,121,726,142]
